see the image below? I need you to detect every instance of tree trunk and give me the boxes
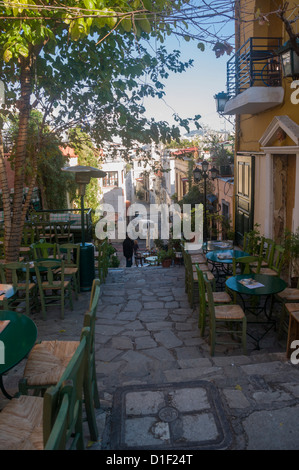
[6,56,33,262]
[0,130,12,256]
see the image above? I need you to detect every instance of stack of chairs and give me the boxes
[182,247,215,308]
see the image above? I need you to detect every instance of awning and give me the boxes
[207,194,217,203]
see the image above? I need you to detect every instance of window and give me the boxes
[222,200,230,220]
[103,171,118,187]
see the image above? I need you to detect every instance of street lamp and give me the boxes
[193,161,219,243]
[62,164,106,291]
[277,39,299,80]
[214,91,230,114]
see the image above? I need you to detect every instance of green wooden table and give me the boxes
[0,310,37,399]
[226,273,287,348]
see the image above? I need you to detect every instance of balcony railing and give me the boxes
[227,37,283,97]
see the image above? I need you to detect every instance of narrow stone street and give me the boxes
[1,248,299,450]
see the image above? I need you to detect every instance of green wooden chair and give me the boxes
[34,220,56,243]
[251,237,276,272]
[57,243,80,298]
[196,264,232,337]
[20,224,36,260]
[32,241,58,260]
[0,327,90,450]
[254,244,286,277]
[19,279,101,442]
[34,259,73,319]
[183,248,215,308]
[0,262,38,314]
[53,221,74,244]
[204,276,247,356]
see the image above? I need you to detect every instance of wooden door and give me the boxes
[235,155,255,246]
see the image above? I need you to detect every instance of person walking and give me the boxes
[123,234,134,267]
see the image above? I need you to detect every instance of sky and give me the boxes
[142,30,235,137]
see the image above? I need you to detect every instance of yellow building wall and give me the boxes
[238,0,299,154]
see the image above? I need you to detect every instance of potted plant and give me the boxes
[282,228,299,285]
[157,249,174,267]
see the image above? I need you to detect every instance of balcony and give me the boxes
[224,37,284,115]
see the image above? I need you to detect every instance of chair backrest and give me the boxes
[259,237,275,264]
[88,278,101,311]
[270,244,286,275]
[0,261,30,290]
[22,224,36,246]
[32,242,58,260]
[34,259,65,287]
[43,327,90,450]
[204,276,216,329]
[84,279,101,371]
[58,243,80,268]
[195,264,206,314]
[53,222,71,240]
[232,255,259,275]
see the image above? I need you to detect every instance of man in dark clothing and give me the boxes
[123,234,134,267]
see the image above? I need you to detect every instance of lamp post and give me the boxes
[193,161,218,243]
[62,165,106,291]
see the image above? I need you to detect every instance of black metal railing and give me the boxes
[227,37,282,97]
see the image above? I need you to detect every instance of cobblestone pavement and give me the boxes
[1,244,299,451]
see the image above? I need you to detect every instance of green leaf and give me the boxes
[197,42,205,51]
[142,0,152,10]
[139,17,151,33]
[17,44,29,57]
[83,0,95,9]
[3,49,12,63]
[122,17,132,32]
[184,35,190,42]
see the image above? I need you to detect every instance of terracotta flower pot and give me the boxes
[162,259,172,268]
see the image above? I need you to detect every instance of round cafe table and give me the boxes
[205,249,250,288]
[226,273,287,348]
[0,310,37,399]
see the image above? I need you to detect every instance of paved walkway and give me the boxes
[1,257,299,451]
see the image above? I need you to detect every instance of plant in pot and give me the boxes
[169,239,183,264]
[282,228,299,286]
[158,249,174,268]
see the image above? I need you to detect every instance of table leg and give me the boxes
[0,374,12,400]
[236,293,276,349]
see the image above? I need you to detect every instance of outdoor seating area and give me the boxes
[0,278,101,450]
[183,233,296,355]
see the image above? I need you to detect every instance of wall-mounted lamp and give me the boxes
[214,91,230,114]
[277,39,299,80]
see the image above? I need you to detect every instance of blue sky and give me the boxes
[143,33,235,135]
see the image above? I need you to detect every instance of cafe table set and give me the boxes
[205,246,287,349]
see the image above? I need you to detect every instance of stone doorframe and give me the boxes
[259,115,299,238]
